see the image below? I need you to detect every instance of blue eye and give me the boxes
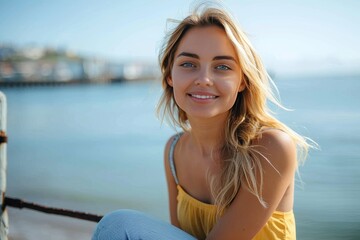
[180,62,195,68]
[216,65,231,70]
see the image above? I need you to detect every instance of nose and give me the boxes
[194,67,213,87]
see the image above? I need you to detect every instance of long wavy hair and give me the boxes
[157,4,313,216]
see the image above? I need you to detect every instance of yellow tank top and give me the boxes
[169,133,296,240]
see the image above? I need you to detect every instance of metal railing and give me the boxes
[3,196,102,222]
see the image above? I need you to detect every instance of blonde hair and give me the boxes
[158,4,313,216]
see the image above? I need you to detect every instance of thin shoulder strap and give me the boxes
[169,133,183,185]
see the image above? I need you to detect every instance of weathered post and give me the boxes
[0,91,8,240]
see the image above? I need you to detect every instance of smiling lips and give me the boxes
[188,93,218,100]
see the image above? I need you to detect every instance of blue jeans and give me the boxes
[92,209,197,240]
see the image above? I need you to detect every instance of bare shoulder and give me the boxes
[253,128,297,172]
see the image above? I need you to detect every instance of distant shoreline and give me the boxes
[0,78,156,88]
[0,80,87,87]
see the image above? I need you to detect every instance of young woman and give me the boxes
[92,4,312,240]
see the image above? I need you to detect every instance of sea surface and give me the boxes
[2,75,360,239]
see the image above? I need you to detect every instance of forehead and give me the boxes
[175,25,237,58]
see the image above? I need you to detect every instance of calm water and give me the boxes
[2,75,360,239]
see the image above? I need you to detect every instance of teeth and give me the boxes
[191,94,216,99]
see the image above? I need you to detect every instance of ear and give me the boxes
[167,76,173,87]
[238,79,246,93]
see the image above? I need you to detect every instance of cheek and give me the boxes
[172,83,186,101]
[171,70,190,91]
[220,80,240,97]
[219,80,242,108]
[170,78,184,105]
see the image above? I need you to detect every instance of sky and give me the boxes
[1,0,359,76]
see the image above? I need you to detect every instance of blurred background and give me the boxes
[1,0,359,239]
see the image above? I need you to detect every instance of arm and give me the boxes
[207,129,297,240]
[164,136,181,227]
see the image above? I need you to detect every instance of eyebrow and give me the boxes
[176,52,199,59]
[176,52,237,63]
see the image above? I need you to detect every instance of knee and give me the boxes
[92,209,143,239]
[99,209,142,227]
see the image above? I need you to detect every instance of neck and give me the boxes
[187,114,228,158]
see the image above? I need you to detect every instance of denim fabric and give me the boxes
[92,209,197,240]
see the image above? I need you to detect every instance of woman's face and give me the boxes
[168,25,245,121]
